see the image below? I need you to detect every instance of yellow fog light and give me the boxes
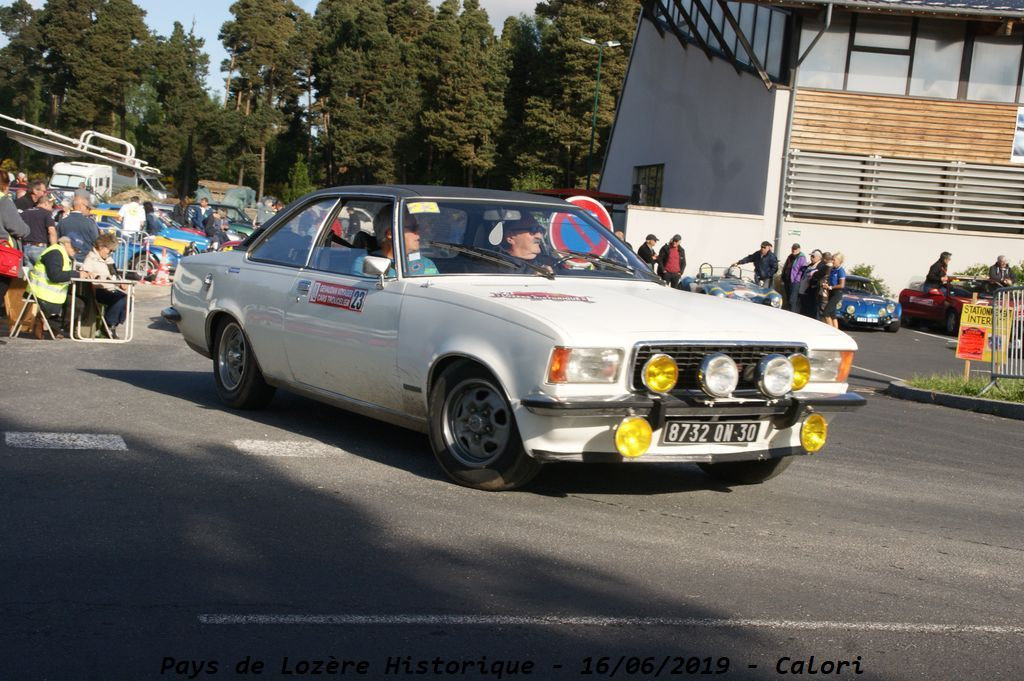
[789,353,811,391]
[800,413,828,453]
[615,417,652,458]
[642,353,678,394]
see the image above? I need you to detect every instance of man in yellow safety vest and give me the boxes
[27,236,80,339]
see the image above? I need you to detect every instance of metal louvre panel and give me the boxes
[632,343,806,392]
[786,150,1024,233]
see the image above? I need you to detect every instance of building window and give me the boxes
[798,12,1024,104]
[968,35,1024,103]
[633,165,664,207]
[909,19,964,99]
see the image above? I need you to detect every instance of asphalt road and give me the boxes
[1,290,1021,681]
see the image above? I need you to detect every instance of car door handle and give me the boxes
[296,280,311,296]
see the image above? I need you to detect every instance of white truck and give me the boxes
[49,161,168,201]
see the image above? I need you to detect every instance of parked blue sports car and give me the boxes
[681,263,783,307]
[837,274,901,332]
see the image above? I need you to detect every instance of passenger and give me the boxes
[924,251,951,293]
[988,255,1016,289]
[80,233,129,338]
[356,211,438,277]
[821,252,846,330]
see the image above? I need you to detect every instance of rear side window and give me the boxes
[249,198,339,268]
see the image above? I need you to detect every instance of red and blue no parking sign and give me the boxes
[550,195,614,256]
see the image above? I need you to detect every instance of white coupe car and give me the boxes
[163,186,864,491]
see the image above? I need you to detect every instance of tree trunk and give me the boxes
[258,144,266,201]
[224,53,235,102]
[306,79,313,167]
[237,160,245,187]
[181,130,194,199]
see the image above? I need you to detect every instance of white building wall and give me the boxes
[600,19,780,215]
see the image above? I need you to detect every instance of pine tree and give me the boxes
[0,0,45,166]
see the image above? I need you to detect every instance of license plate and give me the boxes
[661,421,761,444]
[856,316,878,323]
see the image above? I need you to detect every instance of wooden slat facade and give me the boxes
[791,89,1020,166]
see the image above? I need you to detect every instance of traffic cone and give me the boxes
[154,260,171,286]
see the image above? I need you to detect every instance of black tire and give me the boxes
[944,308,959,336]
[698,456,794,485]
[885,319,900,333]
[212,318,275,409]
[130,254,158,279]
[428,361,541,491]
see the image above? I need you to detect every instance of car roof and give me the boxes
[846,274,871,283]
[311,185,571,207]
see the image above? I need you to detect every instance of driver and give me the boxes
[500,215,546,260]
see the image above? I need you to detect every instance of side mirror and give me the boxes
[362,255,391,277]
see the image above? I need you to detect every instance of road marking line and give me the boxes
[851,365,902,381]
[911,329,955,342]
[197,614,1024,634]
[4,432,127,450]
[233,440,337,458]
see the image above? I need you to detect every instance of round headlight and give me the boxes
[789,353,810,391]
[615,417,652,458]
[642,353,678,394]
[768,293,782,308]
[886,303,896,313]
[698,353,739,399]
[845,304,856,315]
[757,354,794,398]
[800,413,828,453]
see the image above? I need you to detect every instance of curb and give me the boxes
[885,380,1024,421]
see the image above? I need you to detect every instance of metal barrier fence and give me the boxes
[983,286,1024,394]
[112,230,152,278]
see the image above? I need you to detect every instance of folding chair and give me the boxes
[8,266,58,340]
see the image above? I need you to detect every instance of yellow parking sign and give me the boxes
[956,304,1010,362]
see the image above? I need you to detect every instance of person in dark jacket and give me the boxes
[988,255,1015,289]
[14,180,45,210]
[657,234,686,287]
[733,241,779,288]
[57,196,99,259]
[924,251,951,293]
[796,249,823,317]
[0,171,31,326]
[637,234,659,270]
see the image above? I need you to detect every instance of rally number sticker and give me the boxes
[309,281,367,312]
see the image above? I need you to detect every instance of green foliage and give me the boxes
[282,156,315,202]
[907,374,1024,404]
[849,263,891,297]
[509,169,554,192]
[961,261,1024,282]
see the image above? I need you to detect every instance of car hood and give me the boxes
[422,277,856,350]
[843,291,890,305]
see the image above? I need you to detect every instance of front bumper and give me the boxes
[518,391,865,463]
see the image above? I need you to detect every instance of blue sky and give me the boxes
[55,0,537,100]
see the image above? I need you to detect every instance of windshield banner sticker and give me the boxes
[491,291,594,303]
[407,201,440,214]
[309,281,366,312]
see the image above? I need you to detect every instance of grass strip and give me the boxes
[906,374,1024,404]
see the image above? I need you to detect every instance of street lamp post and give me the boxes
[580,37,620,191]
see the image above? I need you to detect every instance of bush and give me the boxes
[281,156,314,203]
[849,263,891,297]
[962,261,1024,283]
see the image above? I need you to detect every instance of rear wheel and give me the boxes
[428,362,540,491]
[698,456,793,485]
[212,318,275,409]
[945,308,960,336]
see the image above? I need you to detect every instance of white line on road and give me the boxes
[851,365,902,381]
[4,432,127,450]
[197,613,1024,635]
[233,440,339,458]
[911,329,956,342]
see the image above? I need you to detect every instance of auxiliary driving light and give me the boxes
[615,417,652,458]
[789,353,811,391]
[642,353,679,393]
[757,354,794,398]
[800,413,828,453]
[698,353,739,399]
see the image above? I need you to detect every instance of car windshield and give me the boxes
[51,173,86,188]
[695,263,756,283]
[398,198,658,282]
[949,279,993,298]
[846,279,879,295]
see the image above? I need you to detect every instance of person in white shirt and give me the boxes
[118,196,146,234]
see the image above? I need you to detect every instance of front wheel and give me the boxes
[213,318,275,409]
[428,362,540,491]
[698,456,793,485]
[885,319,901,333]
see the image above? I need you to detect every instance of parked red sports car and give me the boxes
[898,277,993,335]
